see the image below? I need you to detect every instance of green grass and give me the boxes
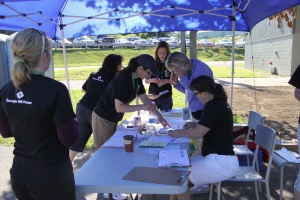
[52,47,244,68]
[54,66,264,81]
[1,47,247,147]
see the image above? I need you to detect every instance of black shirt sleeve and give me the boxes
[289,65,300,88]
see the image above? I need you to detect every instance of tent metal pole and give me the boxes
[59,16,71,93]
[230,7,236,108]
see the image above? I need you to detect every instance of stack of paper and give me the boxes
[158,150,191,167]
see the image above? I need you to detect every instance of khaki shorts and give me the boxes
[92,111,117,149]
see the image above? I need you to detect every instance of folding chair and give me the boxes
[233,111,264,166]
[210,124,276,200]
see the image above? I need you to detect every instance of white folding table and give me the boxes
[75,110,189,199]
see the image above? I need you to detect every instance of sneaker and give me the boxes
[190,184,210,195]
[103,193,127,200]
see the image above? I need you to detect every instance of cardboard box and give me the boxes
[275,138,298,153]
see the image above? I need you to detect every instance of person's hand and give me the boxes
[158,116,171,128]
[151,78,160,84]
[170,72,179,86]
[158,79,169,86]
[168,130,182,138]
[183,122,197,129]
[143,102,157,112]
[173,67,185,79]
[147,94,161,100]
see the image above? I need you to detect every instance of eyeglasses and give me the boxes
[24,28,45,55]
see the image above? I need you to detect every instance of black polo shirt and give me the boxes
[289,65,300,124]
[148,62,172,98]
[79,71,114,110]
[94,70,146,123]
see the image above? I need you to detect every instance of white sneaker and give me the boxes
[190,184,210,195]
[103,193,127,200]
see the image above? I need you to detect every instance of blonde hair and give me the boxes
[165,52,190,72]
[10,28,49,89]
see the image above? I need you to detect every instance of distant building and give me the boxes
[244,5,300,76]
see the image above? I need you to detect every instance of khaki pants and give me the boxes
[92,111,117,149]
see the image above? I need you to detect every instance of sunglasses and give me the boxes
[24,28,45,55]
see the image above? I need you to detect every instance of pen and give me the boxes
[170,137,183,142]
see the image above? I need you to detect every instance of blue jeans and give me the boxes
[153,96,173,111]
[70,103,93,152]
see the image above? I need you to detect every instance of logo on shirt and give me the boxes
[93,76,104,82]
[16,91,24,99]
[5,90,32,105]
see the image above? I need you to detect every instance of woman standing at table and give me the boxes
[69,54,123,161]
[92,54,170,149]
[165,52,213,121]
[145,41,173,111]
[168,75,239,200]
[0,28,79,199]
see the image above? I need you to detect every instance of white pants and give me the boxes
[188,154,239,186]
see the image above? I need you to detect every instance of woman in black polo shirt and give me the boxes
[168,75,239,200]
[0,28,79,200]
[69,54,123,161]
[92,54,169,150]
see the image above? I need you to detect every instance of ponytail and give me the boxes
[10,60,31,90]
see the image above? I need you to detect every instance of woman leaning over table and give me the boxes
[168,75,239,200]
[69,54,123,161]
[0,28,79,200]
[165,52,213,121]
[92,54,170,150]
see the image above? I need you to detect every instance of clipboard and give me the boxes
[122,166,190,186]
[158,150,191,167]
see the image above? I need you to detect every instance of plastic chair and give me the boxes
[210,124,276,200]
[233,111,264,166]
[273,152,300,200]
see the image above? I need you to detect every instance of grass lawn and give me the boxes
[1,47,248,147]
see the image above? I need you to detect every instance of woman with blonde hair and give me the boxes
[0,28,79,200]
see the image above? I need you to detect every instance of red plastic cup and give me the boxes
[123,135,134,152]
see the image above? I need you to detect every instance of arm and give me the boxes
[115,98,146,113]
[56,118,79,147]
[0,120,13,138]
[170,71,185,93]
[158,79,172,86]
[145,78,160,84]
[295,88,300,102]
[139,93,170,127]
[147,93,161,100]
[169,124,210,139]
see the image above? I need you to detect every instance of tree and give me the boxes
[268,7,296,28]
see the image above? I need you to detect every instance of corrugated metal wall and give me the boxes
[245,6,299,76]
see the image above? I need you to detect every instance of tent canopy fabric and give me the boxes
[1,0,300,39]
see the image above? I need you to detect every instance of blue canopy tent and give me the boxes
[1,0,300,106]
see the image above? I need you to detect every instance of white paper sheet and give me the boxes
[158,150,191,167]
[146,144,181,155]
[148,134,189,143]
[102,130,138,147]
